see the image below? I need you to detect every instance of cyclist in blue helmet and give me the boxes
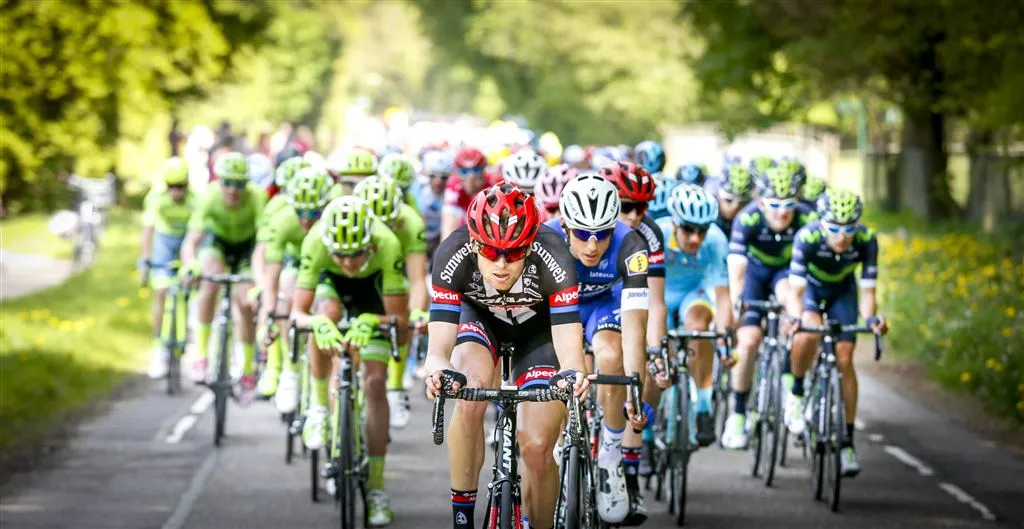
[649,173,683,222]
[635,140,666,175]
[676,163,707,186]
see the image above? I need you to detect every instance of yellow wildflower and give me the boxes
[33,336,44,346]
[138,288,149,300]
[960,372,972,383]
[116,297,130,308]
[1003,328,1013,337]
[1017,401,1024,413]
[1005,307,1017,318]
[982,265,997,278]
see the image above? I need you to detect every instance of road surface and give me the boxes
[2,366,1022,529]
[0,250,73,300]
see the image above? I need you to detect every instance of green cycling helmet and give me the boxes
[160,157,189,186]
[213,152,249,182]
[332,149,378,177]
[749,156,776,179]
[275,156,311,188]
[803,175,827,202]
[756,161,805,199]
[320,196,374,254]
[354,175,403,221]
[817,188,863,225]
[288,166,333,210]
[720,163,753,198]
[378,153,416,189]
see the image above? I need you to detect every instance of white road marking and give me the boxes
[868,433,884,442]
[854,418,866,431]
[189,391,215,415]
[939,482,997,521]
[164,392,214,444]
[161,450,219,529]
[883,445,935,476]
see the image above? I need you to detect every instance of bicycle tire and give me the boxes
[762,356,782,486]
[166,290,181,395]
[560,446,581,529]
[338,387,358,529]
[672,376,691,526]
[310,446,321,502]
[213,322,231,447]
[810,374,828,501]
[826,372,845,512]
[498,480,514,529]
[713,363,730,447]
[284,411,296,464]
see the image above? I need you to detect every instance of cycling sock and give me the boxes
[386,344,409,391]
[695,387,713,413]
[621,446,641,492]
[195,323,212,360]
[450,489,477,529]
[311,377,329,408]
[367,456,385,491]
[791,376,804,397]
[845,423,855,446]
[733,390,749,415]
[241,342,255,375]
[781,372,795,393]
[598,423,625,465]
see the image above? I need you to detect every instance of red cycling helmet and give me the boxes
[466,183,540,249]
[454,146,487,170]
[600,161,655,202]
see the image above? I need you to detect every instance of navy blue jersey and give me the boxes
[790,221,879,289]
[728,201,818,269]
[634,214,666,278]
[545,219,650,311]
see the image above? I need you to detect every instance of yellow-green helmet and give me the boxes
[288,166,333,211]
[720,158,753,198]
[213,152,249,182]
[329,149,378,177]
[159,157,189,186]
[803,175,827,202]
[275,156,310,188]
[320,196,374,254]
[378,153,416,189]
[755,159,805,199]
[354,176,403,221]
[817,188,863,225]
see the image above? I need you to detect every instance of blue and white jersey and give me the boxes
[544,219,650,312]
[658,217,729,296]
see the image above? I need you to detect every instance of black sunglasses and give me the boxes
[677,223,710,236]
[621,201,648,215]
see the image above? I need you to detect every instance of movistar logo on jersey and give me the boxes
[801,229,822,244]
[740,211,761,227]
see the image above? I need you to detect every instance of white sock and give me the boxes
[598,422,624,465]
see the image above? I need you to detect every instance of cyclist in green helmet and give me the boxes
[327,148,379,193]
[785,189,888,477]
[140,157,197,379]
[179,152,267,400]
[378,153,419,209]
[291,196,409,526]
[707,155,755,235]
[801,175,828,211]
[355,176,429,430]
[251,156,309,288]
[254,166,334,402]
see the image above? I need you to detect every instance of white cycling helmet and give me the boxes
[562,144,585,166]
[501,150,547,190]
[668,183,719,226]
[559,172,621,231]
[422,149,453,177]
[247,153,275,188]
[303,150,325,168]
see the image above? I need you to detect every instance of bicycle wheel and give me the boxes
[761,355,782,486]
[166,290,181,395]
[671,375,691,526]
[284,411,297,464]
[213,323,231,446]
[557,445,581,529]
[825,372,845,512]
[497,480,515,529]
[337,387,358,529]
[311,445,321,502]
[749,370,765,477]
[713,359,730,447]
[810,375,828,501]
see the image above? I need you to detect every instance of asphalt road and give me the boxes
[0,250,72,300]
[3,364,1022,529]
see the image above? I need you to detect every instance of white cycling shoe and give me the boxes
[784,392,807,435]
[721,413,749,450]
[840,446,861,477]
[596,459,629,524]
[147,346,169,379]
[275,370,300,414]
[303,405,328,450]
[387,390,411,429]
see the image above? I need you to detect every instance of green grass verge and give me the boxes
[0,213,73,258]
[0,209,150,449]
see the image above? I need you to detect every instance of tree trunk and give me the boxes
[964,127,995,227]
[899,106,956,220]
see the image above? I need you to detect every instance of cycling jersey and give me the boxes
[790,222,878,342]
[142,187,196,238]
[260,205,306,265]
[257,194,291,241]
[658,217,728,328]
[413,184,444,254]
[188,183,267,243]
[634,214,666,278]
[384,203,427,255]
[441,171,499,225]
[703,176,743,235]
[429,225,579,383]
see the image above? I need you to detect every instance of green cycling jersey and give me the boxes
[188,183,267,243]
[262,205,307,264]
[256,194,291,242]
[385,202,427,255]
[142,186,197,237]
[296,219,408,296]
[402,188,418,210]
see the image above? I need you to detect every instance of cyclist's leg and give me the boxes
[786,288,823,435]
[772,269,796,390]
[515,349,566,529]
[725,265,768,448]
[683,291,715,431]
[301,282,342,449]
[148,232,183,377]
[828,287,860,442]
[588,297,630,524]
[192,234,225,380]
[448,309,498,529]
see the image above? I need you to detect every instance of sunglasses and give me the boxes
[429,172,449,180]
[456,166,484,178]
[569,228,615,242]
[544,205,560,215]
[295,208,322,220]
[621,201,648,215]
[221,179,248,189]
[476,244,531,262]
[822,222,857,235]
[677,223,710,236]
[167,183,187,190]
[331,248,369,259]
[763,198,796,211]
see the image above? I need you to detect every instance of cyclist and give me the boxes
[676,163,707,186]
[354,176,429,429]
[292,196,409,526]
[634,140,666,177]
[657,184,734,445]
[547,173,650,524]
[704,155,754,236]
[140,157,197,379]
[801,174,828,211]
[722,157,817,450]
[379,152,419,209]
[247,152,275,194]
[533,164,577,222]
[785,189,887,476]
[562,144,589,169]
[649,172,683,222]
[415,149,452,258]
[178,152,267,400]
[440,146,494,240]
[500,149,548,194]
[251,156,310,292]
[254,167,333,405]
[424,183,589,529]
[327,148,378,193]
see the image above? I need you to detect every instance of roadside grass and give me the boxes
[0,213,72,258]
[865,211,1024,423]
[0,209,150,449]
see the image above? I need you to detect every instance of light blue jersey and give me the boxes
[658,217,729,327]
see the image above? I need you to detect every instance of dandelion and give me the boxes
[1003,328,1013,337]
[1004,307,1017,318]
[960,372,973,383]
[116,297,130,308]
[33,336,44,346]
[1017,401,1024,413]
[1018,383,1024,394]
[986,358,997,369]
[138,288,149,300]
[47,316,60,327]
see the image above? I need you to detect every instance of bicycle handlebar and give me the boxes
[197,273,253,285]
[741,299,785,312]
[292,316,402,362]
[795,323,884,360]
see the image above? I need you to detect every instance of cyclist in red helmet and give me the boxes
[441,146,498,240]
[425,182,589,529]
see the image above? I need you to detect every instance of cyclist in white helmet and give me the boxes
[500,149,547,193]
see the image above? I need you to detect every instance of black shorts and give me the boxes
[201,232,255,273]
[455,302,560,388]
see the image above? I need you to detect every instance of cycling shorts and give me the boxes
[151,231,184,282]
[803,282,859,343]
[454,302,560,388]
[580,291,621,344]
[740,263,790,327]
[665,287,714,331]
[315,270,391,364]
[199,232,255,274]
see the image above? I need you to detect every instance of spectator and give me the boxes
[168,118,185,157]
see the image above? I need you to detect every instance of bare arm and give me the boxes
[858,287,877,321]
[727,254,748,309]
[646,277,667,348]
[140,226,154,262]
[551,322,587,374]
[405,253,428,312]
[423,320,458,374]
[259,261,283,333]
[713,285,734,332]
[621,309,648,379]
[251,242,267,284]
[289,287,317,327]
[180,230,203,265]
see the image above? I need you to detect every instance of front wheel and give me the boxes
[825,373,845,512]
[337,388,357,529]
[556,446,581,529]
